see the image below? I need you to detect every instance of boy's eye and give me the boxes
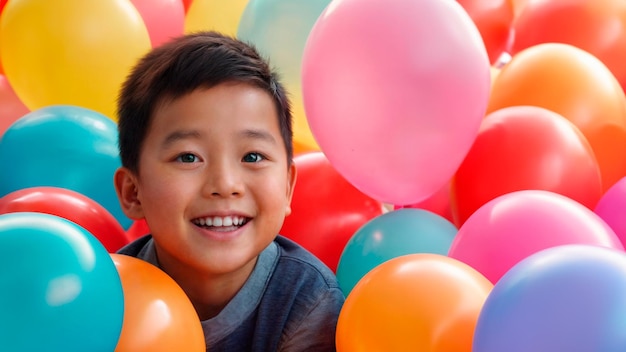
[242,152,265,163]
[176,153,198,163]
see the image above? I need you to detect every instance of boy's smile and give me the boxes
[116,81,296,286]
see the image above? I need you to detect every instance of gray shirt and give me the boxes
[117,235,345,351]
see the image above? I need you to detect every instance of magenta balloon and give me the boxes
[448,190,623,284]
[301,0,491,205]
[594,176,626,247]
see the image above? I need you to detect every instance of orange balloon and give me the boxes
[111,254,205,352]
[512,0,626,93]
[457,0,515,64]
[488,43,626,192]
[336,253,493,351]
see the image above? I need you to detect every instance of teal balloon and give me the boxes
[237,0,331,89]
[337,208,457,296]
[0,212,124,351]
[0,105,131,229]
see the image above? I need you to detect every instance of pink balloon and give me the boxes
[594,176,626,247]
[0,75,29,137]
[131,0,185,48]
[301,0,491,205]
[448,190,623,283]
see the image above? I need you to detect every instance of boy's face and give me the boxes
[115,82,296,277]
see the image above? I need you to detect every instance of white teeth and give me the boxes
[195,216,245,227]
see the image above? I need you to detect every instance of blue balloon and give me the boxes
[474,244,626,352]
[0,105,131,229]
[336,208,457,296]
[237,0,331,89]
[0,212,124,351]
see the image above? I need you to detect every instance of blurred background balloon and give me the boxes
[126,219,151,242]
[185,0,249,36]
[0,212,124,351]
[451,105,603,227]
[394,181,454,223]
[488,43,626,192]
[181,0,193,13]
[449,190,623,284]
[111,254,205,352]
[457,0,515,65]
[0,74,29,137]
[0,187,129,252]
[238,0,330,154]
[336,253,493,351]
[474,245,626,352]
[130,0,185,48]
[279,152,383,272]
[0,0,151,121]
[302,0,491,205]
[512,0,626,94]
[0,105,131,229]
[336,208,457,296]
[594,176,626,247]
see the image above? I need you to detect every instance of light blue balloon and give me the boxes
[474,244,626,352]
[0,105,131,229]
[336,208,457,296]
[237,0,332,89]
[0,212,124,351]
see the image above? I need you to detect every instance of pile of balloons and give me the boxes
[3,0,626,351]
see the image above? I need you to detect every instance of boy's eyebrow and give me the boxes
[162,130,202,147]
[161,128,276,147]
[239,128,277,144]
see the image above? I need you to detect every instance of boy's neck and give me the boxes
[156,250,258,321]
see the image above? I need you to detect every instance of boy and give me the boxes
[114,31,345,351]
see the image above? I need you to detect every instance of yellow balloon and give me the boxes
[185,0,249,36]
[0,0,151,121]
[290,84,320,155]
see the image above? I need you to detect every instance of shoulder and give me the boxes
[273,235,340,288]
[116,235,152,257]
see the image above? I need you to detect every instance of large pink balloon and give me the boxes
[301,0,491,205]
[448,190,623,283]
[594,176,626,247]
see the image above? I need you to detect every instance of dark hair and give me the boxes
[117,31,293,173]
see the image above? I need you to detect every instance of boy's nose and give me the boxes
[202,161,245,197]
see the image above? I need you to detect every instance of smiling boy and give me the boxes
[115,31,344,351]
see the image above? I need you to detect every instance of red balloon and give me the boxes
[126,219,151,241]
[280,152,384,272]
[457,0,515,64]
[0,75,29,137]
[451,106,603,227]
[394,182,454,224]
[0,186,130,252]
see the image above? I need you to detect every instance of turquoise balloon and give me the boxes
[0,105,131,229]
[237,0,331,89]
[337,208,458,296]
[0,212,124,351]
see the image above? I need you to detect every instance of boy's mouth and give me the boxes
[192,215,251,231]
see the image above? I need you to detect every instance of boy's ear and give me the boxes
[285,163,297,216]
[114,167,145,220]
